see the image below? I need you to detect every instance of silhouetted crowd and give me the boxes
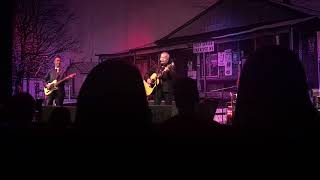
[1,46,319,163]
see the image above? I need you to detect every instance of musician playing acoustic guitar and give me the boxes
[144,52,176,105]
[44,56,75,106]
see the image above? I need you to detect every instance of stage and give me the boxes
[38,106,230,127]
[38,104,178,124]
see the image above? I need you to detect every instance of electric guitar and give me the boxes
[44,73,76,96]
[144,62,174,96]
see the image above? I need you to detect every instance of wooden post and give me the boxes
[276,35,280,45]
[203,52,207,95]
[196,54,201,91]
[317,32,320,90]
[290,27,294,51]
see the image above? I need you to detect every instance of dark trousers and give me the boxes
[154,88,173,105]
[47,90,65,106]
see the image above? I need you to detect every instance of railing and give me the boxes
[204,86,238,124]
[205,85,238,94]
[204,85,238,101]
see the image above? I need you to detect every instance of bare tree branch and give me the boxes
[13,0,79,81]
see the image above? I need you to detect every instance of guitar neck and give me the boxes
[158,63,174,77]
[55,76,71,85]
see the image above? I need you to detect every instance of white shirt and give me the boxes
[55,67,60,73]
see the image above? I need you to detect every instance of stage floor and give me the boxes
[39,106,228,127]
[39,104,178,124]
[41,99,226,125]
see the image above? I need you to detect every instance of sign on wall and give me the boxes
[224,49,233,76]
[193,41,215,53]
[218,52,225,66]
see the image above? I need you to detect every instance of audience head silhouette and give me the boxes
[234,46,318,135]
[197,98,219,125]
[162,77,207,136]
[48,107,71,128]
[7,93,35,128]
[174,77,199,115]
[76,60,151,135]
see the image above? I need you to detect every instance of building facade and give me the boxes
[97,0,320,101]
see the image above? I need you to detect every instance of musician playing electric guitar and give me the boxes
[44,56,75,106]
[144,52,176,105]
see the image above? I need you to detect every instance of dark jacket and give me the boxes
[44,69,66,92]
[144,62,176,93]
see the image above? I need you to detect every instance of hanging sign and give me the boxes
[193,41,215,53]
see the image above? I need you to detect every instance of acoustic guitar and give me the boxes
[143,62,174,96]
[44,73,76,96]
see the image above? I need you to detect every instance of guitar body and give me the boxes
[144,62,174,96]
[44,80,58,96]
[144,73,159,96]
